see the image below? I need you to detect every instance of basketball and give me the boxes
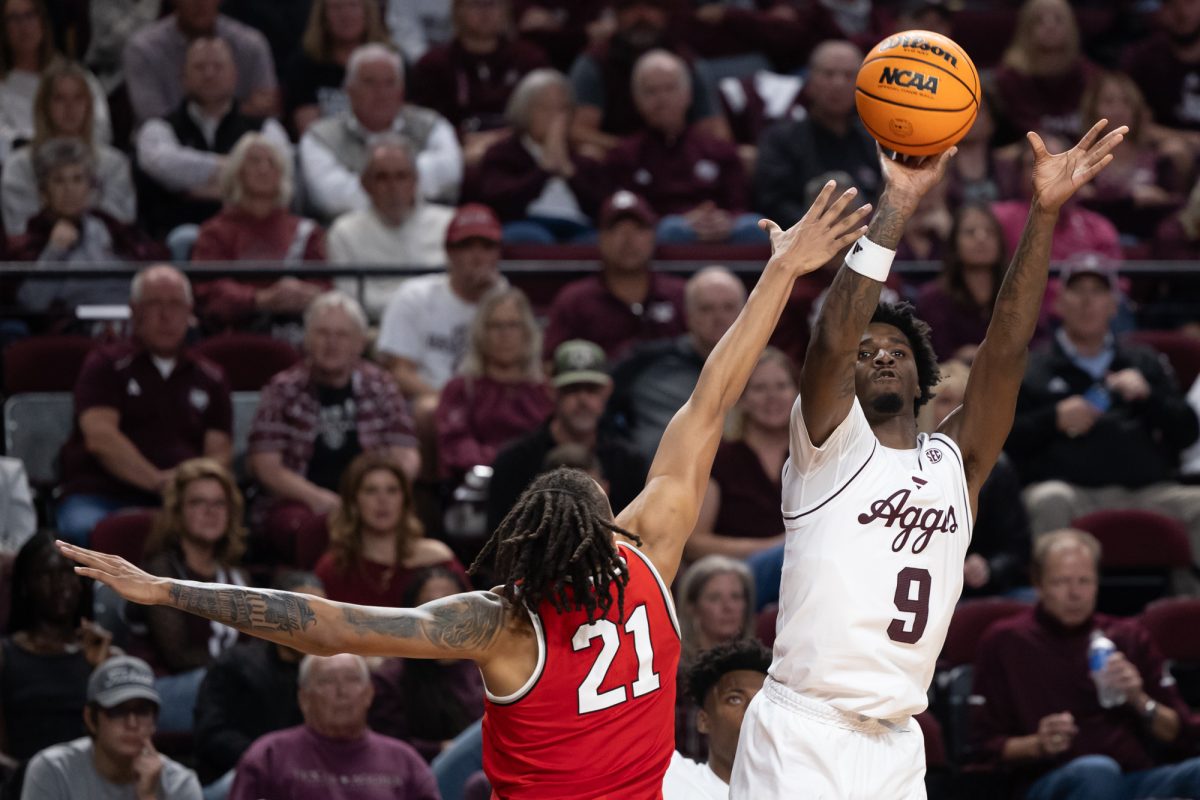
[855,30,980,157]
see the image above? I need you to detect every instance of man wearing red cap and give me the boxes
[543,189,687,361]
[378,203,507,416]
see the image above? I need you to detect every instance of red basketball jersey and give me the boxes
[482,541,681,799]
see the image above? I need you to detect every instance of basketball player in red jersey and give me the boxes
[58,181,872,799]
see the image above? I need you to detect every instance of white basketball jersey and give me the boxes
[772,395,972,720]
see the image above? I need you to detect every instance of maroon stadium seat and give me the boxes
[90,509,156,565]
[3,335,94,393]
[191,333,301,391]
[915,710,948,769]
[1071,509,1193,571]
[756,604,779,649]
[1125,330,1200,391]
[939,598,1030,669]
[1141,597,1200,662]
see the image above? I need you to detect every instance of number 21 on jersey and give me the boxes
[571,604,661,714]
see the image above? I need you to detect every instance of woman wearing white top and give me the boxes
[0,0,111,161]
[1,60,133,235]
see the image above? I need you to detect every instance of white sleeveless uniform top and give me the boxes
[773,395,972,721]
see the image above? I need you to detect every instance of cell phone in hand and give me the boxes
[1083,384,1111,413]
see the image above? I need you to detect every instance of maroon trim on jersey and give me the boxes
[782,441,878,521]
[617,541,681,639]
[928,432,974,535]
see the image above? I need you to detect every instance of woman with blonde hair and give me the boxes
[138,458,249,732]
[687,348,794,561]
[285,0,390,134]
[435,286,555,479]
[314,453,466,606]
[992,0,1097,139]
[1,59,131,236]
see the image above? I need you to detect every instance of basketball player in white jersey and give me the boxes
[730,119,1129,799]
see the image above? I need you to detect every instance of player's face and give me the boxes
[699,669,766,764]
[1036,546,1098,627]
[1055,275,1117,343]
[692,572,747,645]
[855,323,920,419]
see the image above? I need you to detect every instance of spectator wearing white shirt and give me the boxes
[299,43,462,221]
[327,136,453,318]
[663,639,770,800]
[377,203,506,423]
[122,0,278,126]
[134,37,289,253]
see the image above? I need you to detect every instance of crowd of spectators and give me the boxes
[3,0,1200,799]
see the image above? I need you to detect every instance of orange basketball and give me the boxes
[855,30,980,157]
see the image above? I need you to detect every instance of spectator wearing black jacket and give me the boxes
[1006,258,1200,560]
[192,572,323,794]
[487,339,647,532]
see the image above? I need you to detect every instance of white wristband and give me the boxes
[845,236,896,282]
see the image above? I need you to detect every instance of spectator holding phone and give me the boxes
[1006,258,1200,566]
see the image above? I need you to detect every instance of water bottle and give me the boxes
[1088,631,1126,708]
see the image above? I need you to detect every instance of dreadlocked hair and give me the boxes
[469,467,641,624]
[871,301,941,413]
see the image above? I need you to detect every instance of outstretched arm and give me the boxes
[799,148,956,446]
[58,543,508,663]
[615,182,871,584]
[941,120,1127,504]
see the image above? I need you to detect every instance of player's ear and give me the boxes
[696,708,711,736]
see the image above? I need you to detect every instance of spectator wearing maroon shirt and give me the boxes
[229,653,439,800]
[470,68,606,243]
[753,40,881,227]
[608,50,764,245]
[435,287,554,480]
[56,265,233,546]
[247,292,420,569]
[138,458,248,733]
[314,455,465,608]
[990,0,1099,141]
[1123,0,1200,132]
[568,0,727,157]
[408,0,549,167]
[192,132,327,336]
[686,348,792,562]
[970,529,1200,799]
[542,190,687,361]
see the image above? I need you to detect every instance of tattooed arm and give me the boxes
[799,148,956,446]
[58,543,508,662]
[940,121,1126,505]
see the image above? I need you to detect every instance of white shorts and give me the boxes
[729,677,926,800]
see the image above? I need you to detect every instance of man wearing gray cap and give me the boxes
[21,656,201,800]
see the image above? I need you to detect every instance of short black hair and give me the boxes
[870,301,941,413]
[686,639,772,708]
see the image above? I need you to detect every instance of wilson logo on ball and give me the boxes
[878,67,939,94]
[879,34,958,67]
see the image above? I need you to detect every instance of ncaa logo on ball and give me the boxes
[878,66,939,94]
[889,118,914,138]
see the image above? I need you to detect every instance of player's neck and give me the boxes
[707,751,734,786]
[869,415,920,450]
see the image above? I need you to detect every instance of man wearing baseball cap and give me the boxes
[1010,253,1200,572]
[22,656,201,799]
[488,339,648,531]
[543,190,687,361]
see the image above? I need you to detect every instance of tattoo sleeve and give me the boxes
[168,582,317,635]
[340,594,506,653]
[987,204,1056,353]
